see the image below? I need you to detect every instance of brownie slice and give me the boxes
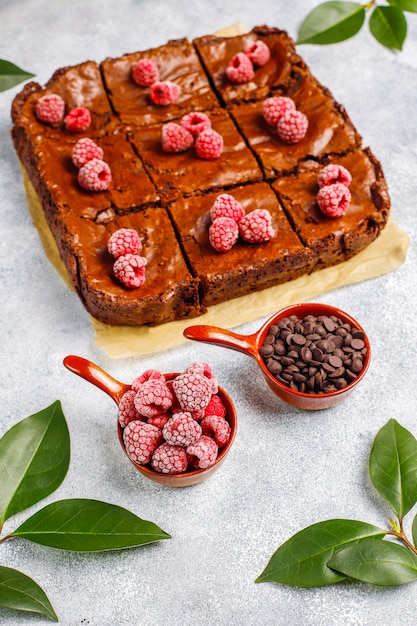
[230,72,362,179]
[169,182,314,307]
[11,61,114,147]
[131,108,263,202]
[193,25,306,105]
[15,127,159,240]
[59,208,202,326]
[101,38,219,127]
[272,148,390,268]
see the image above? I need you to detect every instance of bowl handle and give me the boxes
[183,325,259,359]
[63,355,130,405]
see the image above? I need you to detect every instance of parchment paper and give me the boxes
[21,22,409,358]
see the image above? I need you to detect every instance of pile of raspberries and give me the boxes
[118,362,232,475]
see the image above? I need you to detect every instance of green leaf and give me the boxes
[11,499,171,551]
[369,418,417,520]
[411,513,417,546]
[255,519,385,587]
[369,6,407,50]
[388,0,417,14]
[297,1,365,45]
[0,566,57,621]
[0,59,35,92]
[0,401,70,527]
[328,538,417,586]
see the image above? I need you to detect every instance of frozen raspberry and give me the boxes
[181,112,211,137]
[317,183,351,218]
[162,412,202,447]
[245,40,271,67]
[134,378,173,418]
[209,217,239,253]
[262,96,296,127]
[113,254,147,288]
[118,390,143,428]
[149,80,180,105]
[238,208,274,243]
[64,107,91,132]
[183,362,218,395]
[210,193,245,222]
[35,94,65,124]
[162,122,194,153]
[276,110,308,144]
[318,164,352,188]
[132,58,159,86]
[151,443,188,474]
[123,420,163,465]
[195,129,223,160]
[172,372,212,413]
[78,158,111,191]
[131,369,165,393]
[203,394,226,418]
[108,228,142,258]
[187,436,218,469]
[225,52,255,84]
[148,413,170,429]
[200,415,231,447]
[71,138,103,169]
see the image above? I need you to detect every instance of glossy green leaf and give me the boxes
[0,59,35,92]
[11,499,171,551]
[255,519,385,587]
[369,419,417,520]
[369,6,407,50]
[297,1,365,45]
[0,566,57,621]
[328,538,417,585]
[388,0,417,14]
[0,401,70,527]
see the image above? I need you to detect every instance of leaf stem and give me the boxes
[386,518,417,556]
[364,0,376,9]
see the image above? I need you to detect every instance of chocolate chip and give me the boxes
[261,312,367,395]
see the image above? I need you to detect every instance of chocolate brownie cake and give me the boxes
[11,25,390,327]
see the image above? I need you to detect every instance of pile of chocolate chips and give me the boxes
[260,313,367,394]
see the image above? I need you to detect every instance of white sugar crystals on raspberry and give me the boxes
[108,228,142,258]
[226,52,255,84]
[35,94,65,124]
[64,107,91,132]
[131,369,165,393]
[172,372,213,413]
[134,378,173,418]
[181,112,211,137]
[162,122,194,153]
[277,109,308,144]
[210,193,245,222]
[163,412,202,447]
[118,389,143,428]
[183,362,218,395]
[132,57,159,86]
[195,128,223,160]
[245,40,271,67]
[318,164,352,188]
[151,443,188,474]
[71,138,104,169]
[262,96,296,127]
[317,183,351,218]
[78,158,111,192]
[209,217,239,253]
[123,420,163,465]
[149,80,180,106]
[238,208,274,243]
[200,415,231,447]
[187,435,218,469]
[113,254,147,288]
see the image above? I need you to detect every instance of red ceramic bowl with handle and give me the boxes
[63,355,237,487]
[184,302,370,411]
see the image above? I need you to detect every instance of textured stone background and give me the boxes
[0,1,416,624]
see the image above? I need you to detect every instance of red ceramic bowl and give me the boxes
[184,302,370,411]
[63,356,237,487]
